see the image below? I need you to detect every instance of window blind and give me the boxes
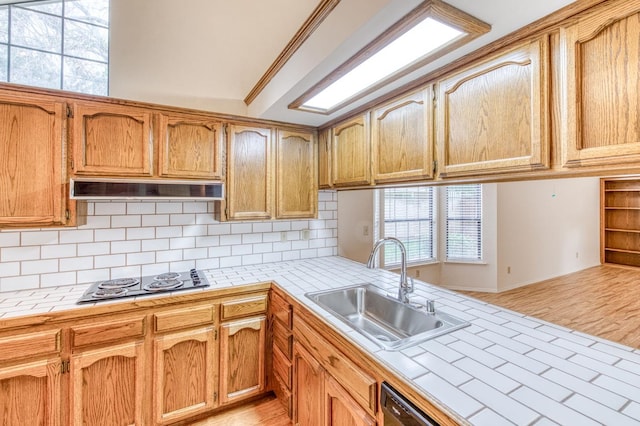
[446,184,482,261]
[383,187,435,266]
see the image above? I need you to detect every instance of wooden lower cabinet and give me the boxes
[293,342,324,426]
[0,358,62,426]
[325,376,376,426]
[70,340,146,426]
[153,326,217,424]
[219,316,267,404]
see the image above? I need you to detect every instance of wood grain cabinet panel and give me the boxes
[436,36,550,177]
[0,358,62,426]
[70,341,145,426]
[226,124,274,220]
[157,113,223,179]
[219,316,266,404]
[293,342,324,426]
[276,129,317,219]
[71,101,153,177]
[0,91,69,227]
[560,0,640,167]
[331,114,371,187]
[372,88,434,183]
[325,376,376,426]
[0,329,60,363]
[220,295,267,321]
[317,128,332,189]
[153,327,217,424]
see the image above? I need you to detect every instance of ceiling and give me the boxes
[108,0,576,127]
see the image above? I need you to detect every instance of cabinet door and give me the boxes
[276,129,317,219]
[0,359,61,426]
[436,36,550,177]
[157,113,223,179]
[332,114,371,187]
[219,316,266,404]
[560,1,640,167]
[325,376,376,426]
[70,341,145,426]
[0,92,68,227]
[293,342,324,426]
[71,101,153,177]
[153,327,216,424]
[318,128,332,189]
[372,88,434,183]
[226,125,273,220]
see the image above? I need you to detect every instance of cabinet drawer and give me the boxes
[0,329,61,362]
[71,316,146,348]
[273,345,292,389]
[155,305,215,332]
[220,295,267,321]
[273,319,293,359]
[272,371,293,419]
[295,318,377,416]
[270,290,292,328]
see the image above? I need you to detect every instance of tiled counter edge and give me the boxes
[1,256,639,425]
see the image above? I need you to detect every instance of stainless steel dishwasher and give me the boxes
[381,382,440,426]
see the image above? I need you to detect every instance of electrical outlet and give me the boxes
[363,225,369,236]
[415,270,421,278]
[280,231,287,242]
[507,266,511,274]
[302,229,310,240]
[576,252,579,259]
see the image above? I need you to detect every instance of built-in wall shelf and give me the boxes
[601,178,640,267]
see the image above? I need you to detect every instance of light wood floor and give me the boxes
[187,395,291,426]
[462,264,640,349]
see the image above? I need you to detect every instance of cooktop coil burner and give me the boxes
[143,278,184,292]
[92,287,129,299]
[98,277,140,289]
[77,269,210,304]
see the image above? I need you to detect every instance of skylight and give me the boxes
[289,1,490,115]
[303,18,462,111]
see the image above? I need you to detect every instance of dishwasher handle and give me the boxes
[381,382,440,426]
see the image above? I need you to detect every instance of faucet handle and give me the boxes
[425,299,435,314]
[407,277,414,293]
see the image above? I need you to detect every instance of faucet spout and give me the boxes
[366,237,413,303]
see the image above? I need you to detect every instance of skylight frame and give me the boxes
[289,0,490,115]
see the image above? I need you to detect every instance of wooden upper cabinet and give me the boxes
[372,88,434,183]
[71,101,153,177]
[157,112,223,179]
[318,128,332,189]
[332,114,371,187]
[226,124,274,220]
[560,0,640,167]
[276,129,317,219]
[0,91,69,227]
[436,36,550,177]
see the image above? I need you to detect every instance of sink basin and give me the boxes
[305,283,469,350]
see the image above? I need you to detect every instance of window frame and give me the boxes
[445,184,483,262]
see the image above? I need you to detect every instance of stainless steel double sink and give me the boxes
[306,283,469,350]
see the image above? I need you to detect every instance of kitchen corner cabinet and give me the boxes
[226,124,274,220]
[372,88,434,183]
[317,128,332,189]
[157,112,224,179]
[436,36,550,177]
[276,129,317,219]
[332,114,371,187]
[152,305,217,424]
[70,101,154,177]
[218,294,268,405]
[0,90,71,228]
[559,0,640,168]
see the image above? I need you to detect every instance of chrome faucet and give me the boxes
[366,237,413,303]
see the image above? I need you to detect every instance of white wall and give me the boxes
[337,190,375,264]
[0,192,337,292]
[496,177,600,291]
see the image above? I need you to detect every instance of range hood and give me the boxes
[70,178,224,200]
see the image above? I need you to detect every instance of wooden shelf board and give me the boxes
[605,228,640,233]
[605,207,640,210]
[604,248,640,255]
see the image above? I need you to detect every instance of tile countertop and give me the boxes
[1,256,640,425]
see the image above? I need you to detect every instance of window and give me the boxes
[382,187,435,266]
[0,0,109,95]
[446,184,482,261]
[289,1,489,114]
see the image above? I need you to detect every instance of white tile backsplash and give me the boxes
[0,190,338,290]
